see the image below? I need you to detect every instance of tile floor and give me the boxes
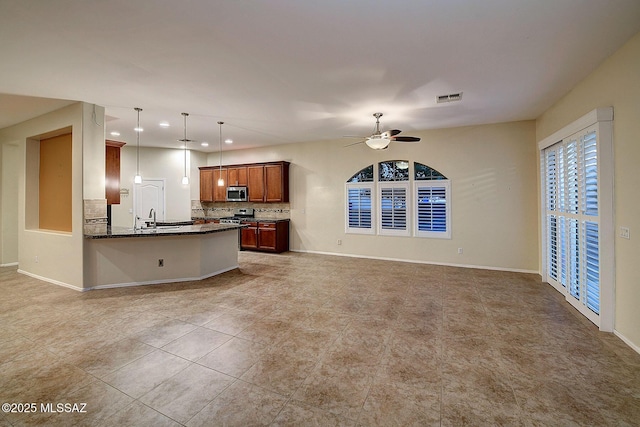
[1,252,639,426]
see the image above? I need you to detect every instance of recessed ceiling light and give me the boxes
[134,127,143,132]
[201,142,209,147]
[159,122,170,128]
[225,138,233,144]
[110,131,120,136]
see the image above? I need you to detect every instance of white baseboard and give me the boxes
[614,329,640,355]
[1,262,18,267]
[17,269,84,292]
[18,265,239,292]
[86,265,239,291]
[289,249,539,275]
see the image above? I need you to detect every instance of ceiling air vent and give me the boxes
[436,92,463,104]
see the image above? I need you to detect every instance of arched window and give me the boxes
[345,161,451,238]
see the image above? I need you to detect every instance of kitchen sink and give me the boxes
[141,225,183,230]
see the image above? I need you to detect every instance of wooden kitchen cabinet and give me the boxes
[200,161,289,203]
[248,165,265,202]
[240,221,259,249]
[199,169,214,202]
[240,220,289,253]
[265,162,289,202]
[248,162,289,203]
[228,166,248,187]
[105,140,125,205]
[212,168,228,201]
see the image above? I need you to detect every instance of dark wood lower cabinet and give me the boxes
[241,222,259,249]
[240,220,289,253]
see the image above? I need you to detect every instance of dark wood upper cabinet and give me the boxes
[200,161,289,203]
[199,169,214,202]
[265,162,289,203]
[228,166,248,187]
[213,168,228,201]
[105,140,125,205]
[247,165,265,202]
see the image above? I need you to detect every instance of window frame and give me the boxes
[414,180,451,239]
[538,107,614,332]
[377,181,411,237]
[345,182,375,234]
[345,161,451,239]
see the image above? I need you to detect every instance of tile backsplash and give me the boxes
[192,200,290,220]
[84,199,107,234]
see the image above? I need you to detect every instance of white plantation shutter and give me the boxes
[568,217,580,300]
[546,150,557,212]
[582,131,598,216]
[346,162,450,239]
[539,107,613,331]
[415,182,450,238]
[346,183,374,234]
[545,150,559,281]
[566,139,579,214]
[548,214,558,281]
[378,183,410,236]
[543,122,604,326]
[584,221,600,314]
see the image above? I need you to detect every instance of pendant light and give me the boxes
[133,107,143,184]
[180,112,190,185]
[217,121,225,187]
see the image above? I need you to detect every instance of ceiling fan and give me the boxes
[345,112,421,150]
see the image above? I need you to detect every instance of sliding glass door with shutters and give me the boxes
[543,122,610,328]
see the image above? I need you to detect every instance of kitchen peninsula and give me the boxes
[84,223,244,290]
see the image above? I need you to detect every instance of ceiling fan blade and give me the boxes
[381,129,401,138]
[344,140,365,147]
[392,136,421,143]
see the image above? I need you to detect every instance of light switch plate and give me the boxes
[620,226,630,239]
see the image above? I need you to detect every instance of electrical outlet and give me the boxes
[620,226,630,239]
[35,255,39,263]
[457,248,463,254]
[337,239,342,245]
[158,259,164,267]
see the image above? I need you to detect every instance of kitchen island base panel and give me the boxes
[84,229,239,290]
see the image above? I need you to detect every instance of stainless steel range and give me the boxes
[219,208,255,224]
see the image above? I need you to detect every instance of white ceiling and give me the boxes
[1,0,640,152]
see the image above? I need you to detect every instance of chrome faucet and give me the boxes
[149,208,156,228]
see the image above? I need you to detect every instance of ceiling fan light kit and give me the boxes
[348,112,421,150]
[365,135,391,150]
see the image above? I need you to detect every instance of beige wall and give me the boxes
[208,120,539,272]
[0,102,105,289]
[536,31,640,349]
[1,143,19,265]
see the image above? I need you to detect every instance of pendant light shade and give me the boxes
[180,112,190,185]
[217,121,225,187]
[134,107,143,184]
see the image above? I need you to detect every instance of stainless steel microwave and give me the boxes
[226,186,247,202]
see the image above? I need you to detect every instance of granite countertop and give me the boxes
[191,217,290,223]
[85,223,245,239]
